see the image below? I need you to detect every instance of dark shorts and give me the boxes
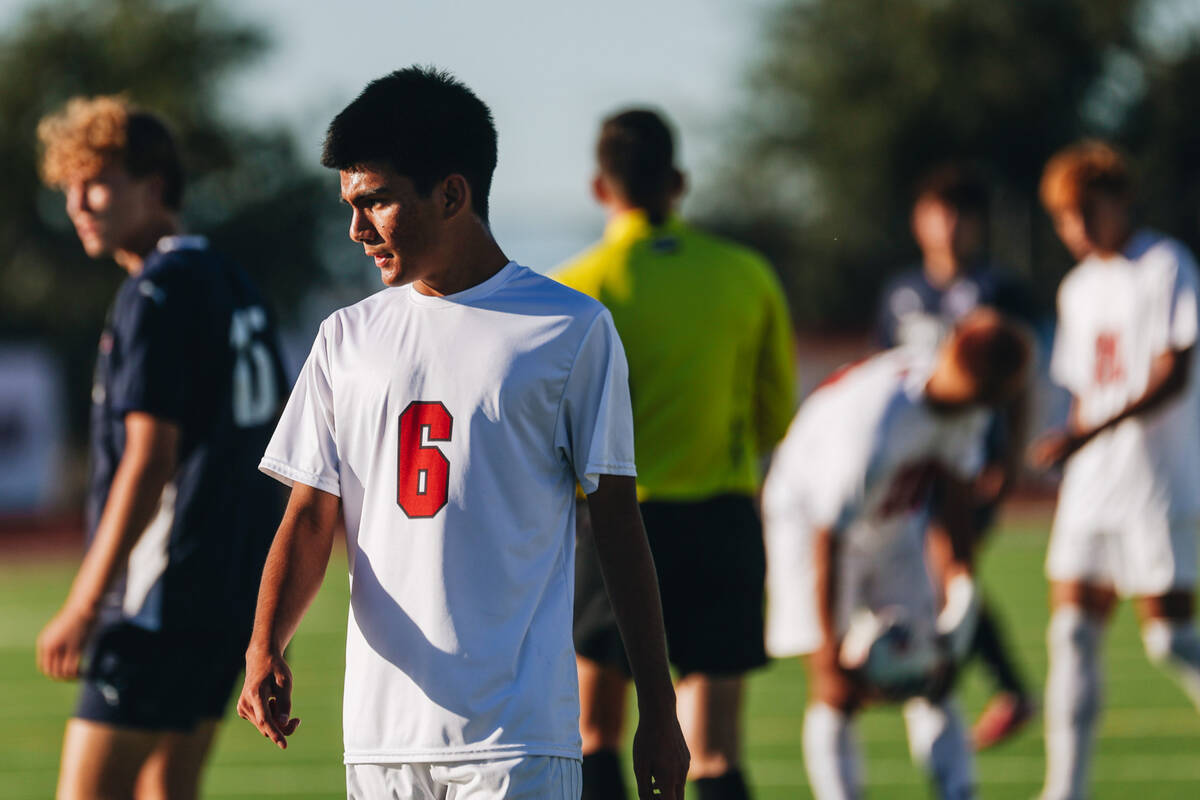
[75,621,245,731]
[574,494,768,677]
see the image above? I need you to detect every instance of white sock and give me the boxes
[902,697,974,800]
[1041,606,1103,800]
[802,702,862,800]
[1142,618,1200,710]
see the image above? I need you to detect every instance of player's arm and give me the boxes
[586,474,689,800]
[238,482,340,750]
[36,411,179,680]
[1031,347,1192,469]
[928,472,981,670]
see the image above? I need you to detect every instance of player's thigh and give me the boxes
[134,718,220,800]
[576,655,629,751]
[1049,580,1118,617]
[644,495,767,676]
[572,500,631,675]
[675,672,744,769]
[57,718,159,800]
[440,756,582,800]
[1121,516,1198,600]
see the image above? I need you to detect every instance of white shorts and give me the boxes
[1046,514,1198,597]
[765,511,936,657]
[346,756,581,800]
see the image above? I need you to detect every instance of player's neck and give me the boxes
[112,216,182,276]
[923,362,974,414]
[412,221,509,297]
[923,251,964,289]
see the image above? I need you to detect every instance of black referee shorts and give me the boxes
[573,494,767,678]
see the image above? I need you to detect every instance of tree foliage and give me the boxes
[700,0,1200,327]
[0,0,337,438]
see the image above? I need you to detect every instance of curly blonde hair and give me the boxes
[38,95,131,186]
[1039,139,1131,213]
[37,94,184,208]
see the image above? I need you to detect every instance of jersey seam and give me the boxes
[551,309,607,472]
[343,743,582,764]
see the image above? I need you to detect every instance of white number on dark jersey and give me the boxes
[229,306,280,427]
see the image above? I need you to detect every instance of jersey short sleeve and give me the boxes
[108,275,191,421]
[555,310,636,494]
[1162,248,1200,353]
[259,320,340,496]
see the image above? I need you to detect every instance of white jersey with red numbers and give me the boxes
[1046,230,1200,594]
[762,349,989,656]
[260,262,635,764]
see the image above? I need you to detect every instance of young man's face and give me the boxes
[64,161,161,258]
[912,196,985,268]
[1050,191,1131,261]
[340,163,440,287]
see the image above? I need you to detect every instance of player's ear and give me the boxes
[670,168,686,200]
[438,174,470,220]
[591,173,609,205]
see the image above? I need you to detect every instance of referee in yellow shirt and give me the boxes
[555,109,795,800]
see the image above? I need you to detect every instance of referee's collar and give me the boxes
[603,209,684,243]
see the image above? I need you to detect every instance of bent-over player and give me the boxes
[35,96,286,799]
[877,164,1038,748]
[765,311,1030,800]
[554,109,795,800]
[237,68,689,800]
[1032,141,1200,800]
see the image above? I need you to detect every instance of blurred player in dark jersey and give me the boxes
[556,109,795,800]
[876,164,1038,748]
[35,96,286,799]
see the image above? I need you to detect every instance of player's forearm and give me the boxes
[813,526,840,646]
[248,485,339,655]
[1084,347,1191,438]
[586,476,676,712]
[64,422,177,615]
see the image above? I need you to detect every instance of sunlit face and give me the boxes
[339,163,440,287]
[64,162,159,258]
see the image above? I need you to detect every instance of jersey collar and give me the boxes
[156,235,209,253]
[603,209,684,244]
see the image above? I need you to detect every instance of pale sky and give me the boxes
[2,0,773,272]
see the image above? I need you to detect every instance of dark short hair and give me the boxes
[596,109,677,208]
[321,66,498,222]
[955,311,1031,397]
[126,112,184,210]
[914,163,989,218]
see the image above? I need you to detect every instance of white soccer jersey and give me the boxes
[260,262,635,764]
[1049,230,1200,529]
[762,349,990,656]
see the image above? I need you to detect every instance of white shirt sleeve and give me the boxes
[259,319,341,496]
[794,399,870,531]
[1049,281,1081,393]
[555,310,637,494]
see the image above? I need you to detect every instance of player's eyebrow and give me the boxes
[340,186,391,207]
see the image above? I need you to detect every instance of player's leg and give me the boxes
[647,495,766,799]
[1133,518,1200,708]
[675,673,749,797]
[573,499,633,800]
[56,718,159,800]
[802,653,865,800]
[1040,580,1116,800]
[576,655,630,799]
[902,696,974,800]
[133,719,219,800]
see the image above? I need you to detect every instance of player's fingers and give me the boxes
[253,680,287,748]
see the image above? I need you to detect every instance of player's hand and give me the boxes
[239,646,300,749]
[36,606,95,680]
[1028,429,1087,470]
[813,640,870,709]
[631,699,689,800]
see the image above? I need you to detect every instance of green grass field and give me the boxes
[3,518,1199,799]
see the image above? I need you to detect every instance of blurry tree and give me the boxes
[700,0,1200,327]
[0,0,338,443]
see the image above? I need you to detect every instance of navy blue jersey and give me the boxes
[876,263,1037,350]
[87,236,286,638]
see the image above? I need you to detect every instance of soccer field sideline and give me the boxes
[3,521,1200,799]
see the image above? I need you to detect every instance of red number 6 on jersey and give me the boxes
[397,401,453,518]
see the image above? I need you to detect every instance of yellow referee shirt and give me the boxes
[554,210,795,501]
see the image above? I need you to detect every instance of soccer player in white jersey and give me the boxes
[764,310,1030,800]
[1031,141,1200,800]
[235,67,688,800]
